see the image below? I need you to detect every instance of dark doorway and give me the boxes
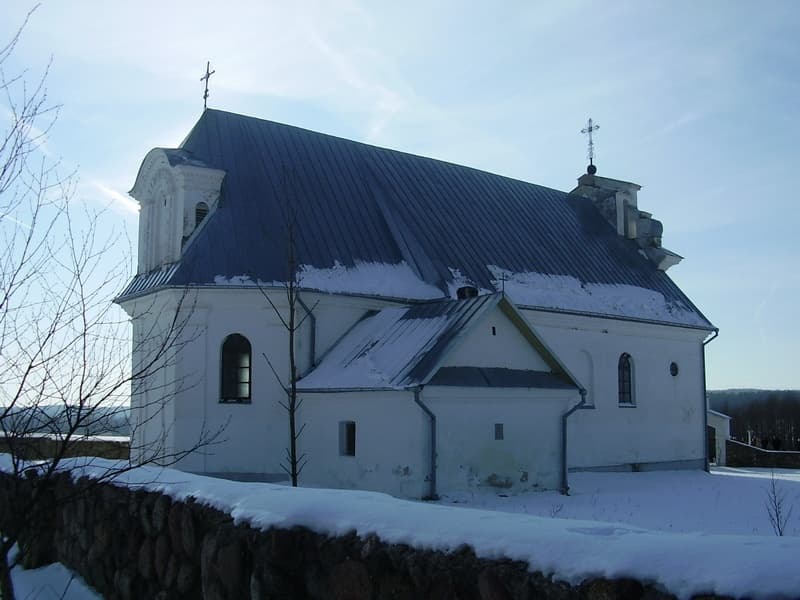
[707,425,717,463]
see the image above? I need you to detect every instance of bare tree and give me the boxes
[257,168,317,487]
[765,469,793,537]
[0,11,222,599]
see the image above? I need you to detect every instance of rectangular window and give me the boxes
[495,423,504,440]
[339,421,356,456]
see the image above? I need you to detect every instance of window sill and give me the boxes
[618,403,637,408]
[219,399,252,404]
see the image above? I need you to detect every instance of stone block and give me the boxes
[176,562,197,595]
[138,537,154,580]
[163,554,178,590]
[152,494,170,534]
[154,534,171,583]
[579,577,644,600]
[376,573,415,600]
[330,560,372,600]
[113,567,133,600]
[478,568,512,600]
[181,506,197,557]
[168,502,184,554]
[216,537,246,598]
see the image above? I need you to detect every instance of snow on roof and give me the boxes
[707,409,732,420]
[298,294,580,392]
[298,295,498,391]
[27,457,800,600]
[210,260,443,301]
[490,267,709,328]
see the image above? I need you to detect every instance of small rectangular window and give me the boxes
[494,423,504,440]
[339,421,356,456]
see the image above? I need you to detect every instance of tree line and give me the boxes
[708,389,800,450]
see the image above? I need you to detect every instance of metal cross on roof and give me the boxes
[581,118,599,173]
[498,272,509,297]
[200,61,216,109]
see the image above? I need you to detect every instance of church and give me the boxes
[118,108,716,498]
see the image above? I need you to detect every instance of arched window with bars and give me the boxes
[618,353,635,406]
[221,333,251,403]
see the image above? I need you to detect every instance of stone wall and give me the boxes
[1,471,733,600]
[726,439,800,469]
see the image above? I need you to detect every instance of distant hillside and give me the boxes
[708,389,800,449]
[708,389,800,412]
[1,404,131,437]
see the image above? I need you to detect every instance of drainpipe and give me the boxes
[702,329,719,472]
[297,295,316,368]
[413,387,437,500]
[561,389,587,495]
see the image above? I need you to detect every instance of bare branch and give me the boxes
[0,17,225,598]
[765,470,793,536]
[261,351,287,392]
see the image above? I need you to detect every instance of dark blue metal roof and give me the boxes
[429,367,577,390]
[126,109,712,329]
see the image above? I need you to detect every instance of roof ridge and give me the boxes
[200,109,568,197]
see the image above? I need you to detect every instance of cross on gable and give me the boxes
[581,118,599,173]
[200,61,216,109]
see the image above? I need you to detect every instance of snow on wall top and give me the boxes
[23,457,800,600]
[120,109,713,330]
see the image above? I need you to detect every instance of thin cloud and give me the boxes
[0,212,32,230]
[295,19,408,140]
[89,181,139,215]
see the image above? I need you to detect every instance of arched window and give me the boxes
[618,353,634,406]
[221,334,251,402]
[195,202,209,228]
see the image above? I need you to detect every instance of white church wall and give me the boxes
[124,281,710,490]
[163,288,396,477]
[125,290,188,465]
[524,309,708,470]
[176,289,293,476]
[425,387,576,493]
[440,304,551,371]
[297,390,429,498]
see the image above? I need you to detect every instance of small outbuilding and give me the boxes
[707,409,732,466]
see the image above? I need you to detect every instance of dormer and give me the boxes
[571,171,682,271]
[129,148,225,274]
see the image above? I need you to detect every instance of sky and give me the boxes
[1,0,798,390]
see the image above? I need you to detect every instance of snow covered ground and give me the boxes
[7,462,800,599]
[440,467,800,537]
[9,546,100,600]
